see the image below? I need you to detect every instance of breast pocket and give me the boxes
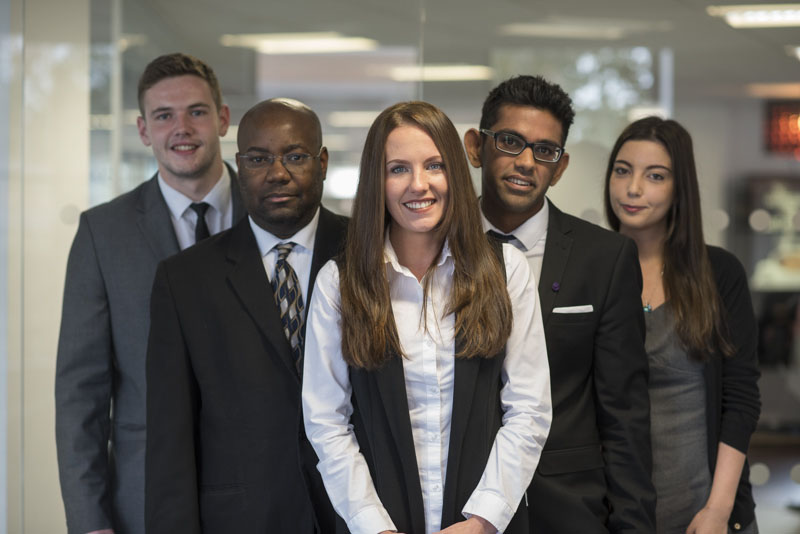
[549,310,594,325]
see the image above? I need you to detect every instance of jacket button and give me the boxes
[733,523,741,530]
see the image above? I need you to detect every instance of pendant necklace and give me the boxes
[643,266,664,313]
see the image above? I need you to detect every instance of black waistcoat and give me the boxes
[339,240,528,533]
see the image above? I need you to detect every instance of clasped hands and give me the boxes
[381,514,496,534]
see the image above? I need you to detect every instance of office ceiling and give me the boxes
[116,0,800,105]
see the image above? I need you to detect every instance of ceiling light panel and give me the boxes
[707,4,800,28]
[220,32,378,54]
[388,65,494,82]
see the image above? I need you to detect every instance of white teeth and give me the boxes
[404,200,434,210]
[507,177,531,186]
[173,144,197,151]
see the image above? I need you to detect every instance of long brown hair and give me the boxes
[604,116,733,359]
[340,101,513,369]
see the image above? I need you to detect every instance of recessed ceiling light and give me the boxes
[388,65,494,82]
[501,23,624,40]
[746,82,800,98]
[220,32,378,54]
[500,19,671,40]
[707,4,800,28]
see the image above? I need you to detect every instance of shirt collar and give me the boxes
[481,196,550,252]
[157,164,231,219]
[383,231,453,275]
[248,207,321,257]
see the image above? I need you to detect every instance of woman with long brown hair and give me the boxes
[302,101,551,534]
[604,116,760,534]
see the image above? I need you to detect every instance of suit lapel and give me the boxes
[373,353,427,534]
[136,174,180,260]
[539,202,573,325]
[225,218,300,383]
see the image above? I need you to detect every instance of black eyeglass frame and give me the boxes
[480,128,565,163]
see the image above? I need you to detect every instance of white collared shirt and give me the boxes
[248,207,320,310]
[157,165,234,250]
[481,197,550,281]
[302,236,552,534]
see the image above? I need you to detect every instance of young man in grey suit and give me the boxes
[144,98,344,533]
[464,75,656,533]
[55,53,244,534]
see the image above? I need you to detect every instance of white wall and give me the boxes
[0,0,16,529]
[7,0,91,532]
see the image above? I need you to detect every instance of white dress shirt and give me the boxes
[481,197,549,281]
[248,207,320,308]
[157,165,234,250]
[303,235,552,534]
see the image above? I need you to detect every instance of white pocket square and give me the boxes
[552,305,593,314]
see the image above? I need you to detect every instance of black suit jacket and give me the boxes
[145,208,347,534]
[527,201,656,534]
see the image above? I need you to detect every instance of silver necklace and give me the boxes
[643,267,664,313]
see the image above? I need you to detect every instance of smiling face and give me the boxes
[465,104,569,233]
[236,104,326,238]
[136,75,229,187]
[608,139,675,239]
[384,125,449,246]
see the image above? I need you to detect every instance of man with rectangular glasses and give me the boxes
[145,98,343,533]
[464,75,656,533]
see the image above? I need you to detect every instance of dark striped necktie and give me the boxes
[271,242,305,375]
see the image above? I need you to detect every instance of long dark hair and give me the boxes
[339,101,513,369]
[604,116,733,359]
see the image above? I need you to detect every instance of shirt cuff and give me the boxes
[462,490,514,533]
[349,504,397,534]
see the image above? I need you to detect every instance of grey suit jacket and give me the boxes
[55,168,244,534]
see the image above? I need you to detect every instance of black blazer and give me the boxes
[704,246,761,531]
[527,201,656,533]
[144,208,347,534]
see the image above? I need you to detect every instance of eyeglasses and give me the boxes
[237,147,323,171]
[481,129,564,163]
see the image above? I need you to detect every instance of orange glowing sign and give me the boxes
[766,101,800,158]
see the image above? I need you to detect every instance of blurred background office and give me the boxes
[2,0,800,531]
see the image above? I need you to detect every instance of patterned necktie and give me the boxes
[189,202,211,243]
[271,242,305,374]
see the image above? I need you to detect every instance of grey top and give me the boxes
[645,304,712,533]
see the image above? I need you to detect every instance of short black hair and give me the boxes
[137,53,222,116]
[480,75,575,145]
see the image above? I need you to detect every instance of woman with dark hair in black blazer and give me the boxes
[604,116,760,534]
